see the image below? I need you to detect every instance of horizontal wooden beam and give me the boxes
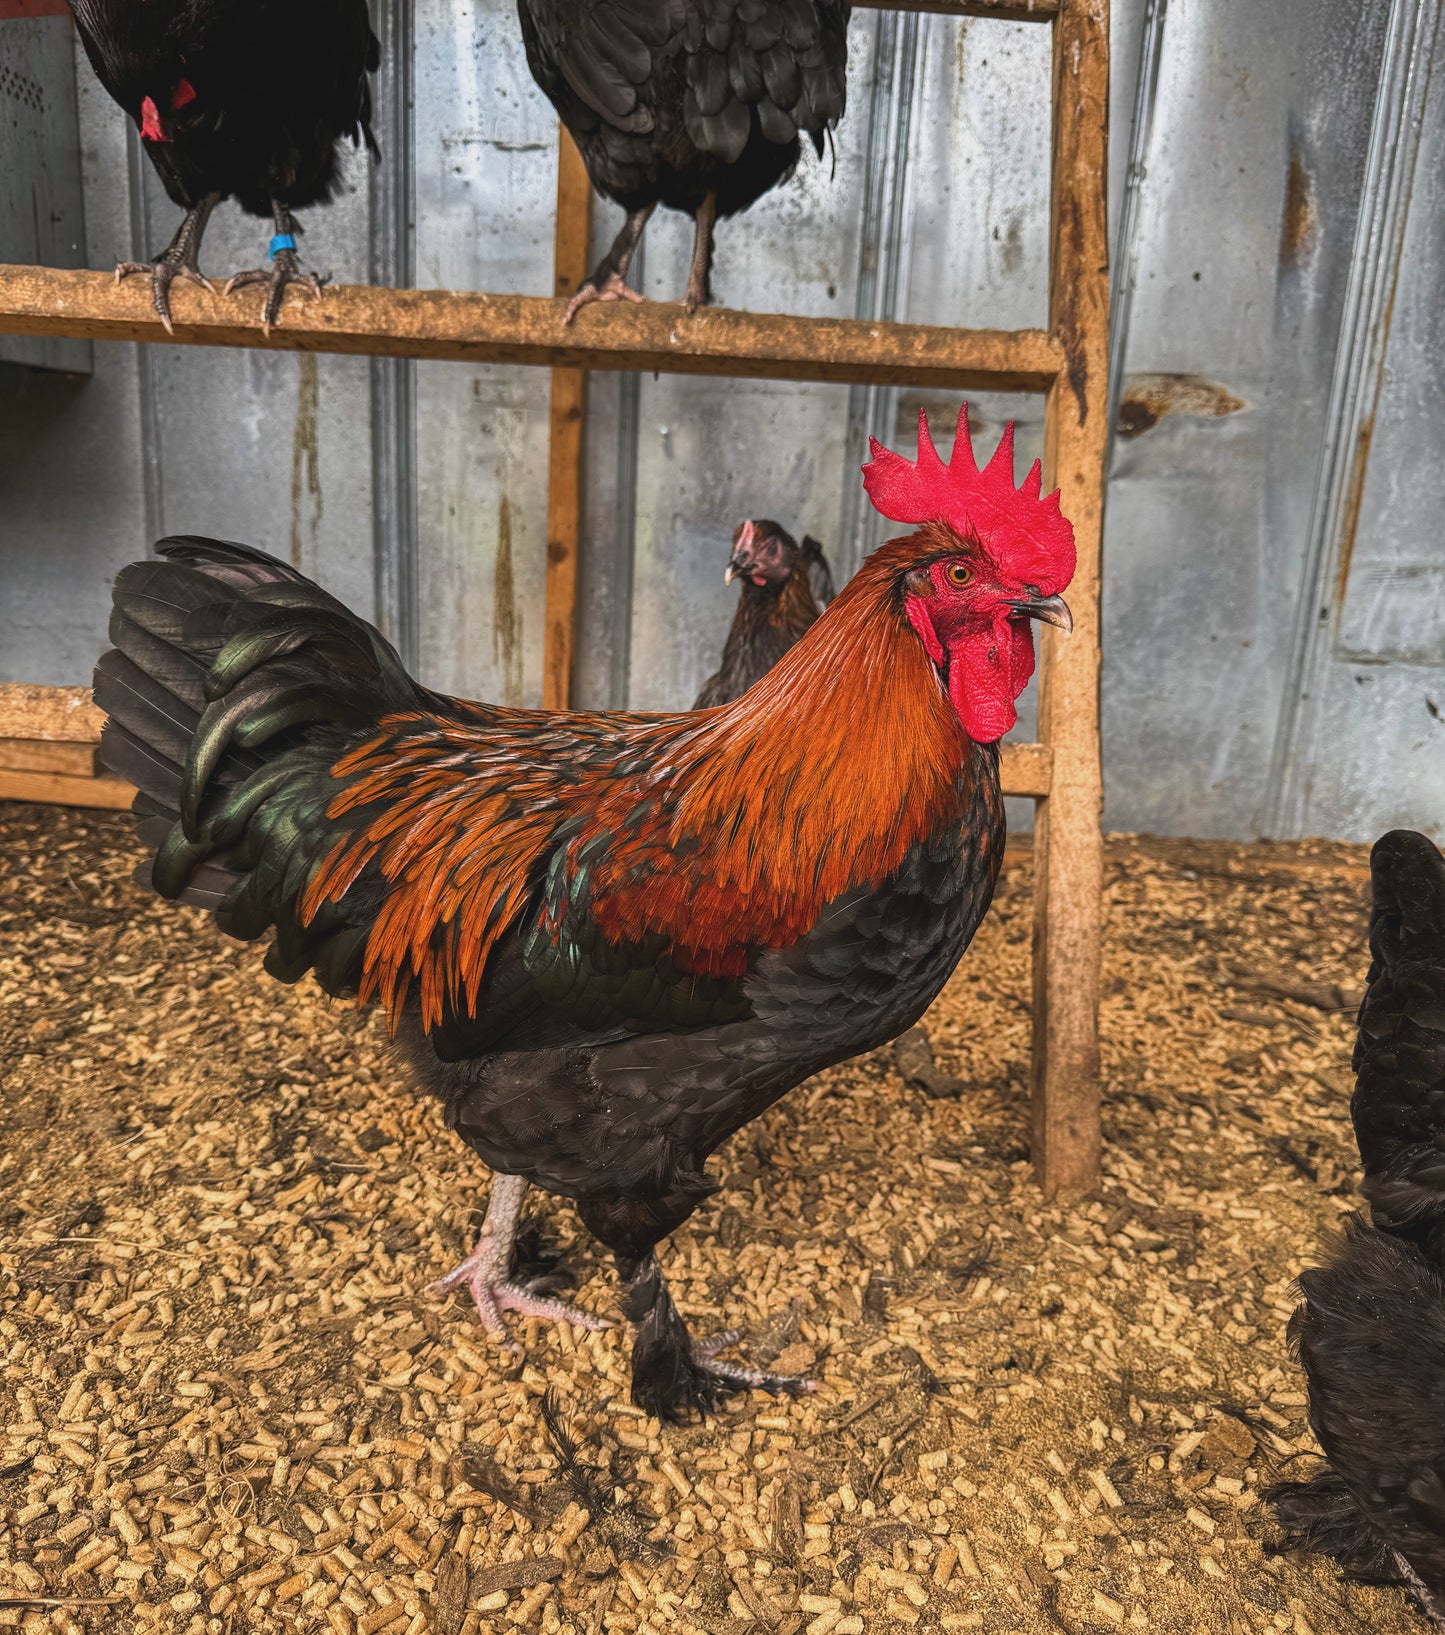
[999,741,1052,798]
[855,0,1057,16]
[0,266,1063,393]
[0,770,133,810]
[0,737,97,777]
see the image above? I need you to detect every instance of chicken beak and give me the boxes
[1010,593,1073,634]
[726,519,757,587]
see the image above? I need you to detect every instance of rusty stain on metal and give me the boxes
[1115,373,1248,439]
[1331,411,1376,620]
[289,353,322,567]
[493,495,524,707]
[1279,139,1318,268]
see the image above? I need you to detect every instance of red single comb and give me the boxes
[861,404,1075,595]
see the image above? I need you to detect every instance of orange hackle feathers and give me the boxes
[863,404,1074,595]
[301,535,980,1033]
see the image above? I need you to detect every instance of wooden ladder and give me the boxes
[0,0,1108,1195]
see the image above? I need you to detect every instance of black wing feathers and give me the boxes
[519,0,848,209]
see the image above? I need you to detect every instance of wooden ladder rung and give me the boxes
[0,265,1063,392]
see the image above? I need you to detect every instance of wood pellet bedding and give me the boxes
[0,803,1417,1634]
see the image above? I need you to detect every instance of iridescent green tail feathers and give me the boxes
[93,536,424,991]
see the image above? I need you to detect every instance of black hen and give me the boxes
[693,519,833,707]
[68,0,379,331]
[517,0,850,319]
[1271,830,1445,1627]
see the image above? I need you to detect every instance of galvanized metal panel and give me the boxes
[0,12,89,373]
[2,32,147,686]
[409,0,552,702]
[1274,0,1445,842]
[1103,0,1394,838]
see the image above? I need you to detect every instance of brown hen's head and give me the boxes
[862,404,1076,744]
[724,519,800,593]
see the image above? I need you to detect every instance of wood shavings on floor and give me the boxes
[0,803,1413,1634]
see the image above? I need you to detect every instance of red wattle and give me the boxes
[140,96,167,142]
[172,78,197,110]
[947,615,1036,744]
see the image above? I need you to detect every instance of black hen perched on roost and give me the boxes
[693,519,834,708]
[517,0,850,320]
[1271,830,1445,1627]
[67,0,379,332]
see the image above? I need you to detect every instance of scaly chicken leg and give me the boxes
[580,1194,815,1419]
[683,191,717,314]
[428,1174,610,1340]
[562,204,655,325]
[225,202,327,335]
[116,192,220,335]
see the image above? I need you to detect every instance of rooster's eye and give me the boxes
[945,561,972,587]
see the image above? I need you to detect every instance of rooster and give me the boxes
[67,0,379,333]
[1271,830,1445,1625]
[693,520,833,708]
[94,406,1074,1419]
[517,0,850,321]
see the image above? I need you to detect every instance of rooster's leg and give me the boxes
[562,205,655,325]
[615,1250,816,1420]
[115,193,220,335]
[224,202,327,335]
[427,1174,610,1342]
[581,1189,815,1419]
[681,191,717,315]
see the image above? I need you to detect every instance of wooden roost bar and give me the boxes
[0,0,1108,1196]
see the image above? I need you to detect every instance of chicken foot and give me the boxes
[225,202,327,335]
[618,1249,816,1421]
[116,192,220,335]
[562,204,655,325]
[427,1174,610,1344]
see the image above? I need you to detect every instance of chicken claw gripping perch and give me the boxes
[94,405,1075,1420]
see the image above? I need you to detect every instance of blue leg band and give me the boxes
[268,233,297,260]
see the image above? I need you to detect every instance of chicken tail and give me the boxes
[94,536,425,991]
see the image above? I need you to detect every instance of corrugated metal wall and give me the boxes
[2,0,1441,842]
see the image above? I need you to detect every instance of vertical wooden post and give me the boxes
[542,129,592,710]
[1033,0,1109,1196]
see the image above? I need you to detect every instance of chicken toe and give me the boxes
[116,193,220,335]
[225,204,327,334]
[621,1252,813,1419]
[693,1329,817,1398]
[562,204,655,325]
[428,1174,610,1342]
